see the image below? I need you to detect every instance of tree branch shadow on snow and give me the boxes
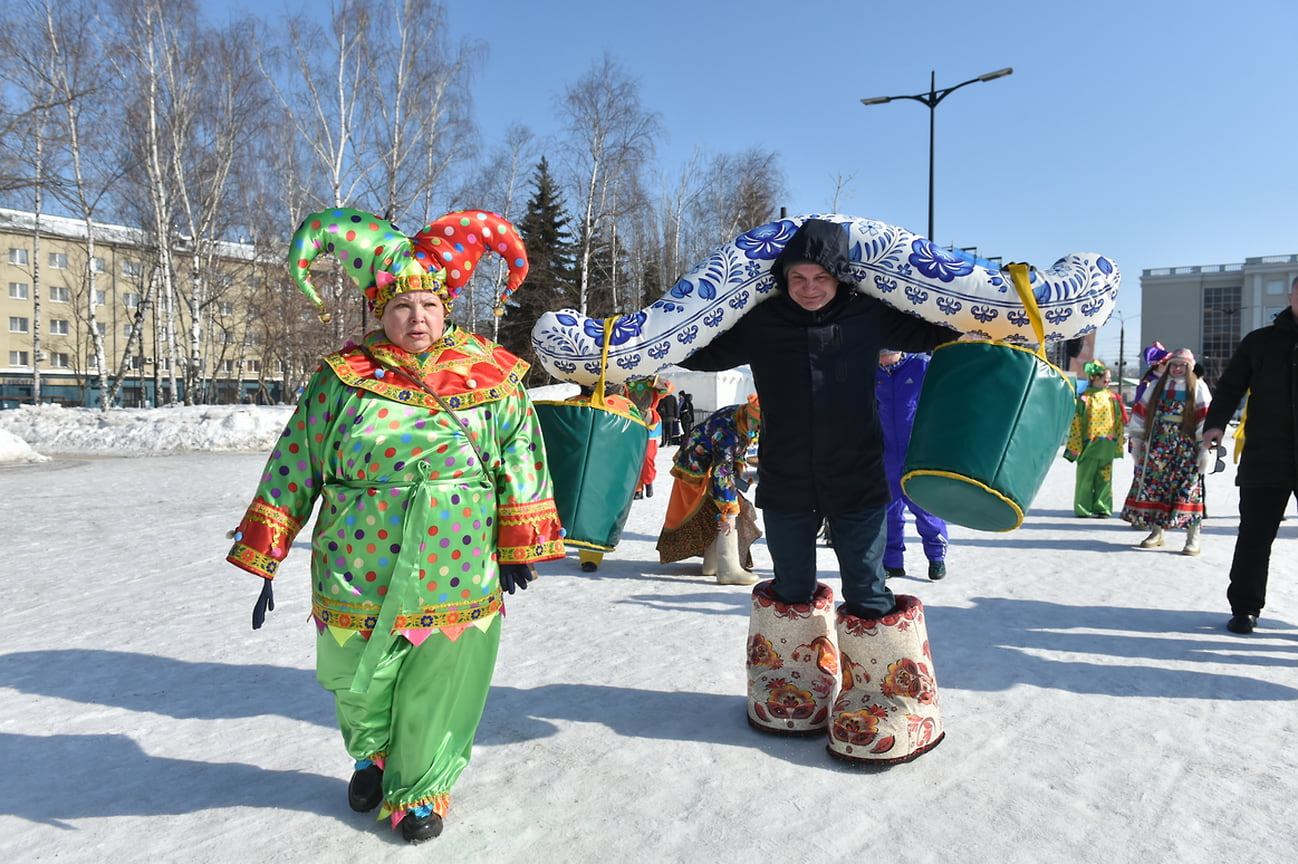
[928,598,1298,700]
[0,731,349,825]
[0,649,334,728]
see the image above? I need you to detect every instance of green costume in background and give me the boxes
[1064,361,1128,517]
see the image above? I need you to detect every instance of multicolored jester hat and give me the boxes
[287,207,529,321]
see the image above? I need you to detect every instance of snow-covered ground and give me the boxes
[2,403,1295,863]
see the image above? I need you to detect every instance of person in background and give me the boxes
[627,376,672,499]
[677,391,695,442]
[876,349,949,579]
[1121,348,1212,556]
[658,389,681,445]
[226,209,564,844]
[1202,275,1298,635]
[1064,360,1128,518]
[656,395,762,584]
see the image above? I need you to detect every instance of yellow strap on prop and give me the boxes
[590,316,617,410]
[1005,262,1048,359]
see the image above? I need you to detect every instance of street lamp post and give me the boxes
[860,67,1013,243]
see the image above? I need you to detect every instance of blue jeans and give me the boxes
[763,507,895,618]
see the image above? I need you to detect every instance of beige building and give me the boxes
[1,208,286,407]
[1139,254,1298,386]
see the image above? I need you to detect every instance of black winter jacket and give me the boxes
[682,219,959,515]
[1203,306,1298,489]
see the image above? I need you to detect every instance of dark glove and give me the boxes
[252,578,275,630]
[499,563,534,595]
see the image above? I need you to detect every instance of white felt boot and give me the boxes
[827,596,945,765]
[701,535,718,577]
[746,581,839,735]
[1139,526,1165,548]
[1182,523,1201,556]
[715,527,757,585]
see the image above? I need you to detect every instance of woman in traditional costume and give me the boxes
[656,394,762,584]
[1121,348,1212,555]
[226,208,564,843]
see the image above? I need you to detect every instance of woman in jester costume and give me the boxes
[226,207,565,844]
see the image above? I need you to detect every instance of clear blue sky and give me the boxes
[207,0,1298,367]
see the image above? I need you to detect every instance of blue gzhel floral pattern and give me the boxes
[531,213,1122,386]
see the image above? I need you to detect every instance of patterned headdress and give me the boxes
[287,207,528,321]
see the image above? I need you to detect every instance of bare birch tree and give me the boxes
[557,54,660,316]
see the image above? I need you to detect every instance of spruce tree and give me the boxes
[504,157,576,384]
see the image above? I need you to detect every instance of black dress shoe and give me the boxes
[645,483,653,498]
[401,811,444,844]
[347,763,383,812]
[1227,613,1258,635]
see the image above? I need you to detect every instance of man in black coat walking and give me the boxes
[1203,276,1298,635]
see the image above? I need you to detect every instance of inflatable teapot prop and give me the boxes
[530,213,1120,386]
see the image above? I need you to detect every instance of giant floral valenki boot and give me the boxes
[827,595,944,764]
[746,580,839,735]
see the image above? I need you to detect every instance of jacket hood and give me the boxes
[771,219,857,291]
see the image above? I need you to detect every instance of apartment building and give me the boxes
[1,208,286,407]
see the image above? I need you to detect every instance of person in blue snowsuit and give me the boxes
[876,349,949,580]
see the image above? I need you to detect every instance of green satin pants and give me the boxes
[316,615,502,813]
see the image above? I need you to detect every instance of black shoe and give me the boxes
[580,561,598,573]
[347,763,383,813]
[1226,613,1258,635]
[884,566,906,580]
[927,561,946,581]
[645,483,653,498]
[401,811,444,844]
[633,490,644,500]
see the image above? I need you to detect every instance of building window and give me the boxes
[219,301,234,317]
[123,292,141,309]
[96,322,106,337]
[50,318,70,335]
[8,282,29,300]
[48,252,69,269]
[94,289,106,306]
[49,284,70,302]
[1201,285,1242,385]
[9,350,30,366]
[245,359,262,373]
[220,359,235,374]
[9,316,29,333]
[8,248,28,265]
[128,355,143,371]
[123,324,133,338]
[122,260,142,277]
[91,257,106,274]
[50,352,70,368]
[219,330,235,345]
